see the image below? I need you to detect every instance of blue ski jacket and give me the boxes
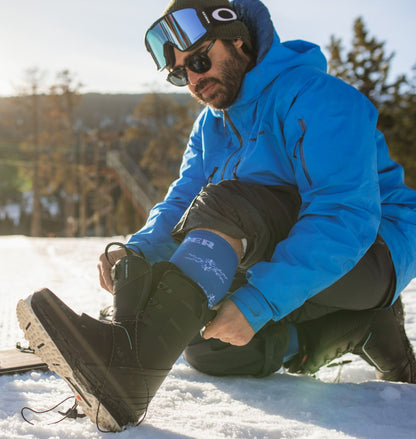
[128,0,416,331]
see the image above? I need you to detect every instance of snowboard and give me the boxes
[0,344,48,375]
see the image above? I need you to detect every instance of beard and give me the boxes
[191,43,248,110]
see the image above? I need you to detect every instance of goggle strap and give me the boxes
[163,43,175,69]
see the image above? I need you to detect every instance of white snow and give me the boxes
[1,235,415,439]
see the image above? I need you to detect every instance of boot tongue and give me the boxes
[112,255,152,322]
[152,262,218,325]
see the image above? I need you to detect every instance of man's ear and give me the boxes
[232,38,244,49]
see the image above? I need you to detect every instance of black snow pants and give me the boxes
[171,180,396,377]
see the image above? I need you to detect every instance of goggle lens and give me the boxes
[145,9,207,70]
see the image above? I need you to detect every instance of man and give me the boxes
[17,0,416,432]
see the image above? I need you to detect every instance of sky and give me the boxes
[0,0,415,97]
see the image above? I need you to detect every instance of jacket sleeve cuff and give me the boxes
[126,238,178,264]
[125,243,144,258]
[230,284,275,333]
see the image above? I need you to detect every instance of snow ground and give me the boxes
[1,235,415,439]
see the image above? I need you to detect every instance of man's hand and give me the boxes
[97,247,127,294]
[202,299,255,346]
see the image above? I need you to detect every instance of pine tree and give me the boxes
[385,66,416,187]
[45,70,83,236]
[14,69,83,236]
[17,67,46,236]
[327,17,405,107]
[124,93,200,193]
[327,17,416,188]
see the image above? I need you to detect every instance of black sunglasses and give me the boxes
[167,40,216,87]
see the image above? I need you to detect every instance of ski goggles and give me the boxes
[145,7,238,70]
[167,39,216,86]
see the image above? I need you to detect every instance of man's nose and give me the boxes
[186,68,205,86]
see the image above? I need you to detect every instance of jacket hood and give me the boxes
[210,0,328,114]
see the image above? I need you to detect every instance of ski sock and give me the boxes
[283,324,299,362]
[170,230,239,307]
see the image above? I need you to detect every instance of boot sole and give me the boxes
[16,295,123,432]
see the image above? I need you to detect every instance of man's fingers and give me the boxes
[200,317,216,339]
[97,253,115,293]
[98,264,114,293]
[200,299,255,346]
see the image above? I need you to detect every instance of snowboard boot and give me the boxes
[285,297,416,383]
[16,255,214,431]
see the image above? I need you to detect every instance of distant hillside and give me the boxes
[75,93,145,129]
[0,92,194,132]
[76,92,194,130]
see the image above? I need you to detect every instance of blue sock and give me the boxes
[283,324,299,362]
[170,230,239,307]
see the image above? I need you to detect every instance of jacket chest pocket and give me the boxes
[293,119,312,186]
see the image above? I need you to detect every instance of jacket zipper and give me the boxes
[221,110,243,180]
[293,118,312,186]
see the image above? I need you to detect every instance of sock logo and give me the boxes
[171,230,238,307]
[184,236,214,249]
[185,254,228,284]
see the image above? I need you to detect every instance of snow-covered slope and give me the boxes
[1,236,415,439]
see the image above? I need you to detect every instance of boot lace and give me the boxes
[93,321,150,433]
[21,395,86,425]
[326,359,353,383]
